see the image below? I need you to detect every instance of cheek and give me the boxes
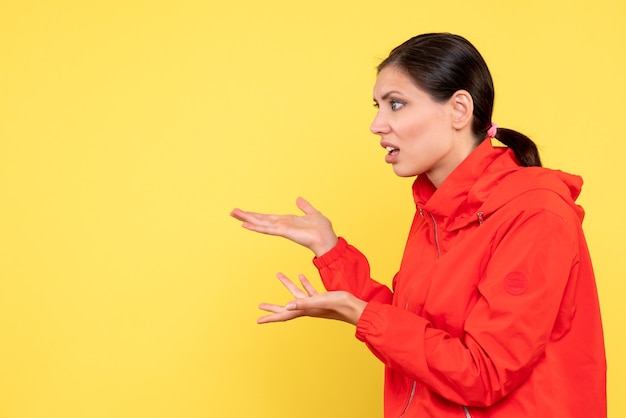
[400,119,444,151]
[397,109,443,138]
[402,123,453,171]
[395,119,427,143]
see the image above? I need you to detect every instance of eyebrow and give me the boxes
[373,90,403,102]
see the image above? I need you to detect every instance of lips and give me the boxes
[382,143,399,163]
[381,141,399,153]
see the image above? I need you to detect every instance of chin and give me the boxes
[392,166,420,178]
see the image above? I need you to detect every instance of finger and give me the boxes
[258,302,285,313]
[284,297,321,311]
[229,208,247,221]
[232,210,277,227]
[231,208,274,224]
[284,292,340,311]
[276,272,308,298]
[298,274,319,296]
[234,214,290,237]
[283,299,337,322]
[239,221,279,235]
[257,309,302,324]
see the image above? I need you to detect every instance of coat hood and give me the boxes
[412,139,585,231]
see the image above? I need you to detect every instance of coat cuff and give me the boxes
[312,236,348,269]
[355,301,383,342]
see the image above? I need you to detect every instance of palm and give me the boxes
[230,197,337,256]
[257,273,365,325]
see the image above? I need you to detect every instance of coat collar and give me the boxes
[412,139,584,230]
[412,139,515,212]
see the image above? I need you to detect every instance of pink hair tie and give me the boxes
[487,123,498,138]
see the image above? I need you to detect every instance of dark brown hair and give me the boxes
[378,33,541,167]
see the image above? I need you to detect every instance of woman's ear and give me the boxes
[449,90,474,130]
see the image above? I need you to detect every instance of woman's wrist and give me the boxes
[346,295,367,326]
[312,235,339,258]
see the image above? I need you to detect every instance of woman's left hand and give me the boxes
[258,273,367,326]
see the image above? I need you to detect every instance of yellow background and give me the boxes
[1,0,624,417]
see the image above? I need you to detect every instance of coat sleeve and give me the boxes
[354,209,579,407]
[313,237,394,304]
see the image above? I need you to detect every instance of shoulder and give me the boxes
[488,167,585,223]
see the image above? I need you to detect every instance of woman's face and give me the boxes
[370,65,467,187]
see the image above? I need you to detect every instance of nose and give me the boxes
[370,111,390,135]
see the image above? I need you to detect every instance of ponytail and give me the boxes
[492,127,542,167]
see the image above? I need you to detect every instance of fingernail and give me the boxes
[285,302,296,310]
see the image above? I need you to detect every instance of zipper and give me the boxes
[399,210,441,417]
[399,381,416,418]
[414,208,475,418]
[428,212,441,258]
[477,211,484,225]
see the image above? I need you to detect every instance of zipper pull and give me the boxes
[477,211,484,225]
[419,208,424,217]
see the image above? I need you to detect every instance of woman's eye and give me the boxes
[390,100,403,111]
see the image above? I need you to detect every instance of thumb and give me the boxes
[296,197,318,215]
[285,300,299,310]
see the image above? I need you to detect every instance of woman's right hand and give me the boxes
[230,197,338,257]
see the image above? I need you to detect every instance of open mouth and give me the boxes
[386,146,399,155]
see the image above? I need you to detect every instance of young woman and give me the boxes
[230,33,606,417]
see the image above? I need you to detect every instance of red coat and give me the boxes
[313,140,606,417]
